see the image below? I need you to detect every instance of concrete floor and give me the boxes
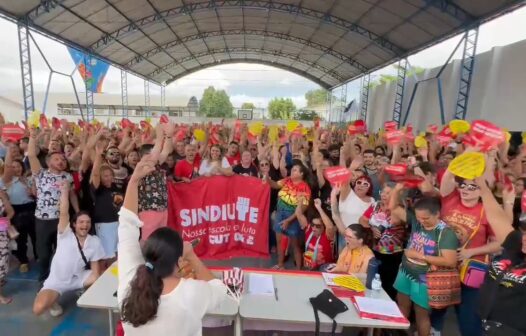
[1,256,460,336]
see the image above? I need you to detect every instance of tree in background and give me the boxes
[268,98,296,120]
[199,86,234,117]
[294,110,318,120]
[305,88,330,107]
[241,102,255,110]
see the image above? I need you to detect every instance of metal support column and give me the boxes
[160,85,166,108]
[327,90,333,123]
[17,23,35,120]
[360,74,370,121]
[121,70,128,117]
[392,59,407,126]
[454,27,479,120]
[339,84,347,124]
[144,80,151,117]
[84,54,95,122]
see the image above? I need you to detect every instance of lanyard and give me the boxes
[306,231,322,263]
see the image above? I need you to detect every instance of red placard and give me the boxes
[385,129,405,145]
[427,124,438,134]
[160,114,169,124]
[121,118,134,129]
[470,120,505,151]
[51,117,61,129]
[1,124,25,142]
[384,121,397,131]
[167,176,270,260]
[391,175,425,188]
[40,114,49,129]
[384,164,408,176]
[175,128,187,141]
[324,166,352,186]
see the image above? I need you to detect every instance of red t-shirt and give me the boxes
[174,159,199,180]
[226,153,240,166]
[441,191,494,261]
[304,227,334,268]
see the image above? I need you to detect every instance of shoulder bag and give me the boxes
[310,289,348,336]
[459,207,489,288]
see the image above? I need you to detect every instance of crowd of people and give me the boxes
[0,112,525,336]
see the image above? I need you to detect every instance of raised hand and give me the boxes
[131,155,156,182]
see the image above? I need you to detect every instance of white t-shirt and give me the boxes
[47,227,105,287]
[338,189,374,251]
[34,169,73,219]
[117,208,229,336]
[198,157,230,176]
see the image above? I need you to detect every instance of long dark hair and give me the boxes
[121,228,184,327]
[347,223,374,248]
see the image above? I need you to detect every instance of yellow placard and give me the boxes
[414,136,427,148]
[505,131,511,143]
[193,129,206,142]
[110,265,118,277]
[28,110,41,128]
[448,152,485,180]
[449,120,471,135]
[268,125,279,143]
[286,120,300,132]
[248,121,264,136]
[333,275,365,292]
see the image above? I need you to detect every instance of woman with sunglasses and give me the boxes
[434,162,503,336]
[359,181,407,300]
[198,144,233,177]
[295,198,336,270]
[336,172,374,253]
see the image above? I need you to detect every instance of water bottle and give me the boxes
[366,258,381,289]
[372,274,382,291]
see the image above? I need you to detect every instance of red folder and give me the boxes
[351,296,409,324]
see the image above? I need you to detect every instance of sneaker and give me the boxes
[19,264,29,273]
[49,303,63,317]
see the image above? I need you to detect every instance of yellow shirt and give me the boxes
[336,245,374,274]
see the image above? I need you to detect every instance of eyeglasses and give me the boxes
[356,180,370,188]
[458,182,479,191]
[312,224,323,229]
[260,162,269,167]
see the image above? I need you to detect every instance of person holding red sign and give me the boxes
[267,162,312,270]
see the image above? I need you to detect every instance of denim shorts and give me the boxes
[273,207,302,237]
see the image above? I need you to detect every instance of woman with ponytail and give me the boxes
[117,155,228,335]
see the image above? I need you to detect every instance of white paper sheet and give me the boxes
[353,296,405,318]
[248,273,275,296]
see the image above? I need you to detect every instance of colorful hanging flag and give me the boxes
[68,47,110,93]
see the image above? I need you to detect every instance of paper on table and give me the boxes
[248,273,275,296]
[322,272,339,286]
[353,296,405,318]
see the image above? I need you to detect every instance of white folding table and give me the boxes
[239,271,410,336]
[77,265,239,336]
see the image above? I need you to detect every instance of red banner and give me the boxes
[167,176,270,260]
[324,166,352,186]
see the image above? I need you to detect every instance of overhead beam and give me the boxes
[151,47,345,84]
[125,29,367,73]
[90,0,405,55]
[164,59,335,89]
[424,0,475,22]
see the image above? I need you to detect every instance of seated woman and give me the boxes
[33,182,104,317]
[118,155,229,335]
[198,144,233,177]
[295,198,336,270]
[328,186,374,274]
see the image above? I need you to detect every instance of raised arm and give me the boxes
[57,182,71,234]
[439,169,456,197]
[27,128,42,175]
[159,122,175,165]
[389,183,407,223]
[475,176,513,243]
[330,185,347,236]
[314,198,336,241]
[89,142,105,189]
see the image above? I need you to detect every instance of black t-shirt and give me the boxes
[265,166,282,213]
[80,168,94,213]
[233,164,258,177]
[480,230,526,333]
[90,183,124,223]
[318,180,332,212]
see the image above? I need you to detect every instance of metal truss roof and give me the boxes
[1,0,524,88]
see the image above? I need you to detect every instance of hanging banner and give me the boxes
[167,176,270,260]
[68,47,110,93]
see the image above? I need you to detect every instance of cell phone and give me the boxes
[191,238,200,247]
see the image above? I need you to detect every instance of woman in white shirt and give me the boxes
[336,175,375,252]
[198,145,232,177]
[33,182,104,316]
[118,156,229,335]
